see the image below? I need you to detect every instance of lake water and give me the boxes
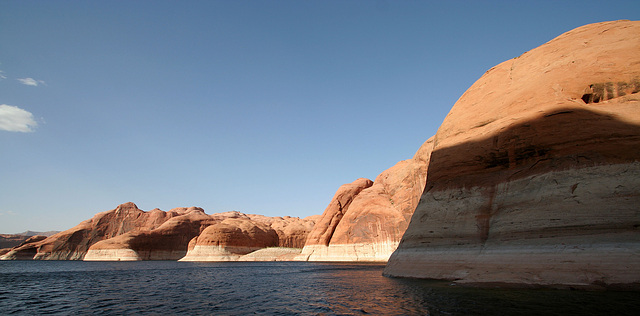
[0,261,638,315]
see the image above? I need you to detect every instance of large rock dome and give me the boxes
[384,20,640,288]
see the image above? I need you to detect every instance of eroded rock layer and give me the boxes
[1,202,181,260]
[84,207,215,261]
[177,212,317,262]
[1,203,316,261]
[298,137,434,261]
[178,217,279,261]
[384,20,640,288]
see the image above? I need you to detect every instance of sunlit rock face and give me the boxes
[177,213,317,262]
[85,211,317,262]
[1,202,183,260]
[384,20,640,288]
[178,218,279,261]
[297,138,434,262]
[1,203,316,261]
[84,207,215,261]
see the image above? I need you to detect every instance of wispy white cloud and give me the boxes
[17,77,46,86]
[0,104,38,132]
[0,70,6,80]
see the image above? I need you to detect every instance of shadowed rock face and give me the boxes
[1,203,316,261]
[0,235,31,249]
[384,20,640,288]
[298,138,434,261]
[0,235,47,258]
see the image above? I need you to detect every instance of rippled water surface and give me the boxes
[0,261,638,315]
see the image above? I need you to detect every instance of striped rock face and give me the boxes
[384,20,640,288]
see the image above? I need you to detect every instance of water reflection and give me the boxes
[0,261,638,315]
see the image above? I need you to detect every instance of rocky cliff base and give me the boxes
[385,163,640,287]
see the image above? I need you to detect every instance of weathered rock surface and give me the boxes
[178,212,316,261]
[384,20,640,288]
[298,137,434,261]
[237,247,303,261]
[0,231,59,250]
[178,217,278,261]
[0,235,30,249]
[84,207,215,261]
[0,235,47,258]
[86,210,316,261]
[1,202,316,261]
[1,202,181,260]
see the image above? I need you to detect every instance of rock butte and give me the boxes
[383,20,640,288]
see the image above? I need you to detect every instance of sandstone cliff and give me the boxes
[83,206,216,261]
[0,234,31,250]
[297,137,434,261]
[0,231,59,251]
[1,203,316,261]
[384,20,640,288]
[85,210,316,261]
[0,235,48,258]
[1,202,181,260]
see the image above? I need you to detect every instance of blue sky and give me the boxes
[1,1,639,234]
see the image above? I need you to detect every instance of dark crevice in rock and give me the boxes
[581,79,640,104]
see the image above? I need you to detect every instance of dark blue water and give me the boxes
[0,261,638,315]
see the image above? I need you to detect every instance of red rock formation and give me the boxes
[179,212,317,261]
[179,217,279,261]
[246,214,318,248]
[303,178,374,247]
[0,235,47,259]
[0,234,31,249]
[1,202,181,260]
[384,20,640,288]
[1,202,316,261]
[298,138,434,261]
[86,209,317,261]
[85,207,215,260]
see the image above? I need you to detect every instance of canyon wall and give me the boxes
[1,202,182,260]
[297,138,434,261]
[384,20,640,288]
[1,203,316,261]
